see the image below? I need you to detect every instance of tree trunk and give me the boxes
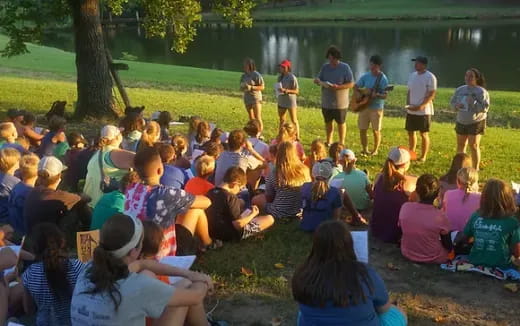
[69,0,119,119]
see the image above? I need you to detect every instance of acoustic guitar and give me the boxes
[350,85,394,113]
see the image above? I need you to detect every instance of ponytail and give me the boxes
[138,121,160,152]
[457,167,479,203]
[311,179,329,202]
[382,159,405,192]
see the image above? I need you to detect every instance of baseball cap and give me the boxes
[312,160,333,180]
[340,149,356,161]
[100,125,121,140]
[388,147,411,166]
[411,56,428,65]
[38,156,66,177]
[279,59,292,69]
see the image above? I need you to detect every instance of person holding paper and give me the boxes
[276,60,300,140]
[313,45,354,146]
[292,220,407,326]
[450,68,490,170]
[71,213,223,326]
[399,174,452,264]
[206,167,274,242]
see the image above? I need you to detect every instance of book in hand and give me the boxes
[159,255,197,284]
[318,80,334,88]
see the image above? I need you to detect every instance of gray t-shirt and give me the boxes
[240,71,264,105]
[318,62,353,110]
[450,85,490,125]
[278,73,299,109]
[214,150,255,186]
[71,270,175,326]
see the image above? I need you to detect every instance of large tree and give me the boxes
[0,0,255,118]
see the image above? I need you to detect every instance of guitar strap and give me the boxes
[372,72,383,96]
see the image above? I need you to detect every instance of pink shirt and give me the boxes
[442,189,481,232]
[399,202,450,264]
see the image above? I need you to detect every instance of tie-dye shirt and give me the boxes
[125,183,195,257]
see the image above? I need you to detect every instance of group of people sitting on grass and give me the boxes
[0,105,518,326]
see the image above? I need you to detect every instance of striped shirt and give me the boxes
[22,259,85,326]
[265,170,304,219]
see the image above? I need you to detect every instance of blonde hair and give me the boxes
[457,167,479,202]
[382,159,406,192]
[138,121,160,152]
[0,147,21,173]
[171,134,188,157]
[275,141,310,188]
[309,139,327,167]
[19,153,39,180]
[188,116,202,136]
[277,122,298,143]
[195,155,215,178]
[0,122,16,141]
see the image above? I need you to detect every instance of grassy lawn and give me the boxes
[2,75,520,325]
[252,0,520,21]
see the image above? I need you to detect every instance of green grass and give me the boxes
[252,0,520,21]
[2,34,520,128]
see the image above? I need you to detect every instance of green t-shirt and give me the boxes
[463,212,520,269]
[90,190,125,230]
[330,169,371,211]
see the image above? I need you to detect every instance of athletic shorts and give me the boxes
[321,108,347,124]
[405,114,431,132]
[455,120,486,135]
[358,109,384,131]
[241,220,262,239]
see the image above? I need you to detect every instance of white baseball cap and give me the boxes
[388,147,411,166]
[312,160,333,180]
[38,156,66,177]
[101,125,121,140]
[340,149,356,161]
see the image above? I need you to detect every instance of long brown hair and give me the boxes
[382,159,406,191]
[137,121,160,152]
[457,167,478,203]
[479,179,517,218]
[440,153,472,184]
[275,141,310,188]
[468,68,486,88]
[328,142,344,165]
[292,220,373,307]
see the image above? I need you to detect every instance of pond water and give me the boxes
[43,20,520,90]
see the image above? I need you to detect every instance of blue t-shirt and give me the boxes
[22,259,85,326]
[318,62,354,110]
[356,72,389,109]
[37,132,58,157]
[7,182,32,235]
[300,182,342,232]
[160,165,189,189]
[0,172,20,223]
[297,266,389,326]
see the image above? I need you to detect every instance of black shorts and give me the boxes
[322,108,347,124]
[405,114,431,132]
[455,120,486,135]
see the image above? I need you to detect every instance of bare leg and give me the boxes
[372,130,381,155]
[419,132,430,161]
[246,105,255,121]
[176,208,212,246]
[456,134,468,154]
[325,121,334,144]
[253,103,263,132]
[288,107,300,140]
[408,131,417,153]
[359,129,368,153]
[156,306,190,326]
[468,134,482,170]
[185,302,210,326]
[338,122,347,145]
[251,194,267,213]
[252,214,275,231]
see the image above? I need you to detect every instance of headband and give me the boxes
[108,217,144,259]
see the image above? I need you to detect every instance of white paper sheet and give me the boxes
[159,255,197,284]
[511,181,520,194]
[329,178,343,189]
[274,82,283,97]
[350,231,369,263]
[318,80,333,88]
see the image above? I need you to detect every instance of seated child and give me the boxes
[442,167,480,232]
[63,132,88,191]
[36,116,68,158]
[331,149,372,212]
[455,179,520,269]
[328,142,344,179]
[244,119,269,164]
[271,122,305,161]
[0,148,21,223]
[304,139,327,170]
[0,122,26,154]
[185,155,215,196]
[438,153,472,207]
[189,120,211,157]
[137,121,161,153]
[90,171,139,230]
[125,147,213,257]
[20,112,45,148]
[158,143,189,189]
[157,111,172,141]
[120,112,145,152]
[8,153,38,235]
[171,134,191,169]
[206,167,274,241]
[399,174,451,264]
[300,161,361,232]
